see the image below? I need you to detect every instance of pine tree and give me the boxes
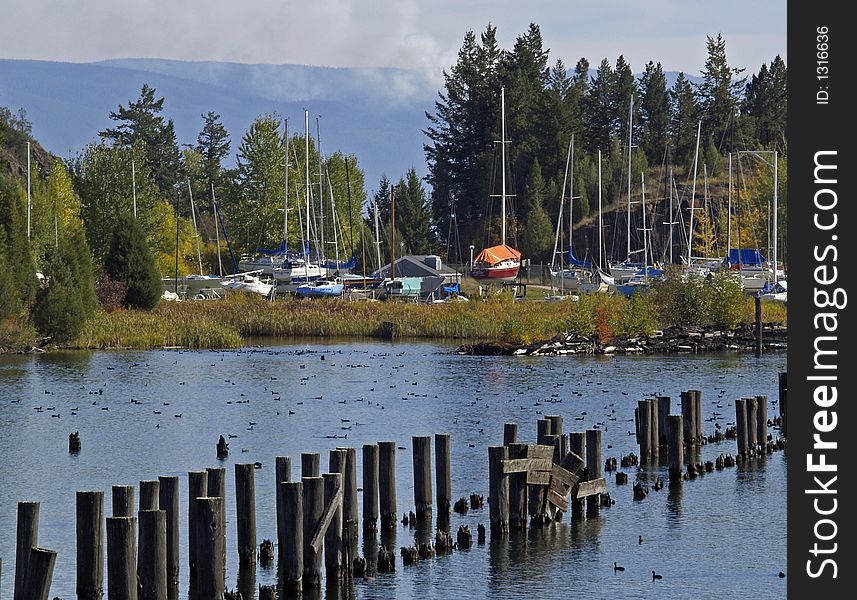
[0,176,38,309]
[520,160,552,261]
[104,213,162,310]
[639,61,670,163]
[196,112,231,205]
[670,73,699,167]
[395,168,434,255]
[584,59,615,153]
[612,55,639,149]
[696,34,745,149]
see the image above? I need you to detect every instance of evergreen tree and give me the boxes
[520,160,552,261]
[0,176,38,309]
[584,59,615,152]
[395,168,434,255]
[100,84,183,192]
[670,72,699,167]
[639,61,670,163]
[196,112,231,204]
[612,55,639,149]
[742,55,786,151]
[696,34,745,149]
[104,213,162,310]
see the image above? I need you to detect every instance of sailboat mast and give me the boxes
[500,87,507,246]
[773,150,778,285]
[373,194,382,272]
[668,168,674,264]
[188,179,203,274]
[212,183,223,277]
[284,119,289,248]
[131,155,137,219]
[727,152,732,252]
[316,116,325,261]
[687,120,701,266]
[598,150,603,271]
[304,111,310,256]
[569,133,575,260]
[551,137,573,271]
[26,141,31,239]
[641,172,648,274]
[391,185,396,280]
[627,97,633,262]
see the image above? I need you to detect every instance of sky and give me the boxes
[1,0,786,82]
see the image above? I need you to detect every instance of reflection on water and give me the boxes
[0,341,786,599]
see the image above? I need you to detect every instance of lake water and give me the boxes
[0,340,787,599]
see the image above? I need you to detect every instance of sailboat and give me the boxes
[578,150,611,294]
[471,88,522,282]
[549,135,587,293]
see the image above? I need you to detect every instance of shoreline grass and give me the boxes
[68,291,788,351]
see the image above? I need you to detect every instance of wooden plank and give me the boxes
[502,458,552,474]
[550,464,579,488]
[559,451,584,474]
[526,471,551,486]
[524,445,554,460]
[549,477,571,497]
[546,489,569,512]
[574,478,607,499]
[309,479,342,554]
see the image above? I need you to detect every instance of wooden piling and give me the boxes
[76,491,104,600]
[337,446,359,545]
[301,452,321,478]
[637,400,652,460]
[21,547,56,600]
[585,430,602,512]
[754,295,762,357]
[378,441,397,528]
[756,395,769,449]
[157,476,179,593]
[14,501,39,600]
[206,467,227,575]
[735,398,748,456]
[507,443,528,529]
[657,397,670,448]
[536,419,552,444]
[412,435,433,521]
[235,464,257,565]
[138,510,167,600]
[280,481,303,593]
[112,485,135,518]
[503,422,518,445]
[194,497,224,599]
[362,444,379,532]
[302,476,324,586]
[569,433,586,517]
[187,470,208,584]
[681,391,695,445]
[693,390,703,443]
[435,433,452,514]
[779,372,788,436]
[106,516,137,600]
[488,445,510,533]
[275,456,292,560]
[547,415,563,438]
[746,397,758,453]
[649,399,659,457]
[139,480,160,511]
[323,472,344,579]
[667,415,684,482]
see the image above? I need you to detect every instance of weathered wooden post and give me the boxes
[694,390,703,444]
[194,497,224,599]
[138,509,167,600]
[157,476,179,594]
[235,464,257,565]
[301,452,321,478]
[735,398,748,457]
[637,400,652,460]
[21,547,56,600]
[547,416,563,439]
[106,516,137,600]
[503,422,518,445]
[756,395,769,450]
[112,485,135,518]
[412,435,433,521]
[569,433,586,517]
[187,470,208,585]
[585,429,602,513]
[435,433,452,514]
[206,467,227,575]
[779,371,788,436]
[275,456,291,560]
[76,491,104,600]
[657,397,670,448]
[281,481,303,593]
[649,399,659,458]
[488,446,510,533]
[507,443,528,529]
[337,447,359,547]
[536,418,552,444]
[378,441,397,528]
[667,415,684,483]
[362,444,380,533]
[681,391,695,446]
[746,397,758,454]
[139,480,160,511]
[323,472,344,579]
[755,294,763,357]
[14,500,39,600]
[302,476,324,587]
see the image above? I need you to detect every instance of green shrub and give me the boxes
[105,213,162,310]
[619,290,659,337]
[705,270,744,329]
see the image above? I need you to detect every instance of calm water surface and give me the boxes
[0,340,786,599]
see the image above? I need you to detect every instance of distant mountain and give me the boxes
[0,58,702,193]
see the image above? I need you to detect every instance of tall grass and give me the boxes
[71,288,787,350]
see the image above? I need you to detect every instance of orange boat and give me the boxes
[471,244,521,281]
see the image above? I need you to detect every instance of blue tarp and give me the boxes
[256,240,288,256]
[568,248,593,268]
[442,283,460,295]
[725,249,766,267]
[323,256,356,271]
